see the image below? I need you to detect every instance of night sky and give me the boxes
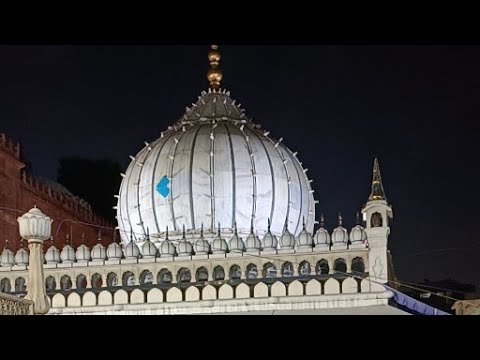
[1,45,479,288]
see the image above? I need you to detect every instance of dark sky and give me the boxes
[1,44,479,288]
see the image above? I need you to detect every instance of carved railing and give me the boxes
[0,292,33,315]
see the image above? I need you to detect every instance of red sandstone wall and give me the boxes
[0,134,115,253]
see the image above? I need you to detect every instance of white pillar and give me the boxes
[18,206,52,315]
[363,200,393,284]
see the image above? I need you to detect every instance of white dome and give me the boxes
[212,229,228,254]
[159,239,176,258]
[15,247,29,266]
[107,242,123,260]
[314,227,331,247]
[194,228,210,255]
[332,216,349,245]
[142,239,158,259]
[91,243,106,261]
[124,241,140,259]
[229,227,244,253]
[76,244,91,262]
[177,238,193,257]
[60,245,76,263]
[350,225,367,244]
[280,228,295,250]
[296,223,313,249]
[245,231,262,252]
[117,90,315,247]
[262,223,278,251]
[1,248,14,266]
[45,245,61,264]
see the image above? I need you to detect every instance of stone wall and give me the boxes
[0,133,113,252]
[0,292,33,315]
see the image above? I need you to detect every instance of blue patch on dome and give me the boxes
[156,176,170,198]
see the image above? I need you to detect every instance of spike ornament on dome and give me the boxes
[368,158,387,201]
[207,45,223,89]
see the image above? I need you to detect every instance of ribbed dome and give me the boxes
[124,241,140,259]
[76,244,91,263]
[1,247,14,266]
[262,222,278,251]
[229,226,245,253]
[15,247,29,266]
[350,225,367,244]
[332,215,349,246]
[107,242,123,260]
[212,227,228,254]
[194,228,210,255]
[296,221,313,249]
[91,243,106,261]
[159,239,176,258]
[45,245,61,264]
[142,239,158,259]
[117,89,315,248]
[60,245,76,263]
[280,228,295,250]
[177,230,194,257]
[245,230,262,252]
[314,227,331,247]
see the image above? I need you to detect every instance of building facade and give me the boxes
[0,45,406,315]
[0,132,113,253]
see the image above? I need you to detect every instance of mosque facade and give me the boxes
[0,45,405,315]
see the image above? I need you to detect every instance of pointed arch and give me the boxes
[76,274,87,290]
[45,276,56,292]
[229,265,242,280]
[60,275,72,291]
[316,259,329,275]
[213,266,225,281]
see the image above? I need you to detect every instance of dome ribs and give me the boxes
[134,146,151,241]
[121,157,137,243]
[167,128,187,233]
[248,127,275,230]
[223,123,237,229]
[285,146,306,236]
[209,124,216,230]
[264,133,292,234]
[188,124,205,230]
[149,132,176,238]
[236,122,258,232]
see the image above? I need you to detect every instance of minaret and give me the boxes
[362,158,393,284]
[207,45,223,89]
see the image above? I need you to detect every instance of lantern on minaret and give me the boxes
[17,206,52,315]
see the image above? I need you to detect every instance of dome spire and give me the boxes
[368,158,387,201]
[207,45,223,89]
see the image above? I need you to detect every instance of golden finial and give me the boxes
[207,45,223,89]
[368,158,387,201]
